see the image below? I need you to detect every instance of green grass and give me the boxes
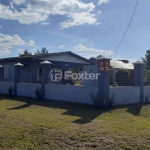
[0,95,150,150]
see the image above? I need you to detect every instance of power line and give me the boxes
[110,0,139,58]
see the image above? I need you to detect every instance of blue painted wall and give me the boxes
[0,61,17,82]
[0,59,86,84]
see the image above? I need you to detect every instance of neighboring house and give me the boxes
[0,51,91,84]
[89,57,134,70]
[83,57,134,86]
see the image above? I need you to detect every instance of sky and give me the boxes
[0,0,150,63]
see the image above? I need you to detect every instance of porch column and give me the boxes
[97,57,111,108]
[0,65,3,81]
[40,60,52,100]
[133,61,144,103]
[14,63,24,96]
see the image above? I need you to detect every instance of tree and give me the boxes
[19,50,32,57]
[97,55,103,58]
[141,50,150,70]
[35,47,49,55]
[142,50,150,83]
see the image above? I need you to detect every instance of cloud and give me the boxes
[112,55,138,63]
[17,48,24,54]
[40,22,50,25]
[59,45,65,49]
[72,44,137,63]
[60,12,97,29]
[0,0,101,29]
[12,0,25,5]
[98,0,110,5]
[0,4,48,24]
[73,44,113,58]
[26,40,35,46]
[97,10,101,14]
[10,2,14,9]
[0,26,2,29]
[0,33,35,56]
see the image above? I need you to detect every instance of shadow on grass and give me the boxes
[0,95,149,124]
[0,95,107,124]
[62,106,107,124]
[126,101,150,116]
[8,103,32,110]
[126,103,143,116]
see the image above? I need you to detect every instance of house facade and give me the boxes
[0,52,146,107]
[0,51,91,84]
[0,52,134,86]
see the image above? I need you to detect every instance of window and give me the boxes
[4,66,9,79]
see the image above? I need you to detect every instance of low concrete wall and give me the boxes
[45,84,98,105]
[17,83,41,98]
[0,82,143,106]
[0,82,14,94]
[110,86,140,105]
[144,86,150,100]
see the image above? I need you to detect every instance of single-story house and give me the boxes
[0,51,91,84]
[0,52,134,86]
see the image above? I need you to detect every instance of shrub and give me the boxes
[112,82,118,87]
[144,70,150,84]
[89,92,98,108]
[116,68,131,78]
[35,87,41,101]
[8,86,13,97]
[109,92,116,108]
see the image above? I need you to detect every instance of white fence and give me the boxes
[17,83,41,98]
[0,82,14,94]
[144,86,150,100]
[45,84,97,105]
[110,86,140,105]
[0,82,147,106]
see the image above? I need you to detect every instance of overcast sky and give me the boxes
[0,0,149,62]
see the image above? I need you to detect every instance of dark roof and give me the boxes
[0,56,34,62]
[89,57,98,63]
[0,51,91,64]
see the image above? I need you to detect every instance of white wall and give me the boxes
[45,84,98,105]
[17,83,41,98]
[46,85,141,106]
[0,82,14,94]
[144,87,150,100]
[83,64,98,86]
[0,82,143,106]
[110,86,140,105]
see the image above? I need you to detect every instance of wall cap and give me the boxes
[40,60,52,65]
[14,63,24,67]
[133,60,144,65]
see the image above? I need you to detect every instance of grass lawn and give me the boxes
[0,95,150,150]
